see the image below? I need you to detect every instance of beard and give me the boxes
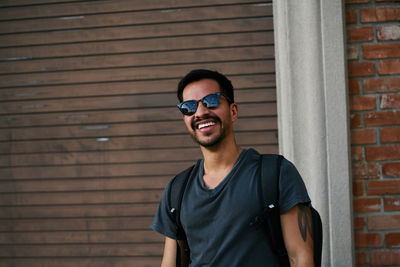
[190,115,226,148]
[191,127,225,147]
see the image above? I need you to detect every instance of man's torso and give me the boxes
[180,149,280,266]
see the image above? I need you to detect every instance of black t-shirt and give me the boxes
[151,149,311,266]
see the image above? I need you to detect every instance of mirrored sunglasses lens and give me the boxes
[179,101,197,115]
[203,93,220,108]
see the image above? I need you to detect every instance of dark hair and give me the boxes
[177,69,234,104]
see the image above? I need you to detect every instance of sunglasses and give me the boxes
[177,92,221,116]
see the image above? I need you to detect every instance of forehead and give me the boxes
[182,79,220,101]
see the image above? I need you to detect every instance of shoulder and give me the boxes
[258,153,300,173]
[247,148,283,161]
[168,160,202,206]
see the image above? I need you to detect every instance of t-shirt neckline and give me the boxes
[197,149,249,193]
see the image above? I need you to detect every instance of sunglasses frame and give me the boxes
[177,92,221,116]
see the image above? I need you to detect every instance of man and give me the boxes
[151,69,314,266]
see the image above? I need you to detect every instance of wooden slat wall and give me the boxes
[0,0,277,266]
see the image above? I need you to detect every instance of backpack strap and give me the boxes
[259,154,323,267]
[311,207,323,266]
[258,154,290,266]
[259,154,282,209]
[168,165,194,234]
[167,164,195,267]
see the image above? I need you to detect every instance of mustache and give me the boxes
[191,115,221,130]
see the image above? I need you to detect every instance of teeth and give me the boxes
[198,122,215,129]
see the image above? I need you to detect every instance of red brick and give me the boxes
[351,128,376,144]
[348,78,359,94]
[385,197,400,211]
[381,128,400,143]
[364,43,400,59]
[350,113,363,128]
[348,61,375,77]
[378,25,400,40]
[352,146,363,161]
[350,95,376,111]
[361,7,400,22]
[382,162,400,177]
[354,181,364,196]
[368,214,400,230]
[347,45,359,61]
[347,26,373,42]
[366,145,400,161]
[364,77,400,93]
[356,251,367,265]
[354,197,381,212]
[368,180,400,195]
[371,250,400,265]
[355,216,366,230]
[365,110,400,126]
[346,8,358,24]
[380,94,400,109]
[386,233,400,248]
[379,60,400,75]
[355,233,382,248]
[353,163,380,179]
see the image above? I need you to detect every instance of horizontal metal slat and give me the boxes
[0,46,274,75]
[0,31,274,60]
[0,203,159,219]
[0,0,271,20]
[0,17,273,47]
[0,73,275,102]
[0,3,272,34]
[0,117,277,141]
[0,131,278,154]
[0,243,164,257]
[0,60,275,88]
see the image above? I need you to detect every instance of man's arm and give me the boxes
[280,204,314,267]
[161,237,177,267]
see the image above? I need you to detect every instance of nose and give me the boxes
[194,101,209,118]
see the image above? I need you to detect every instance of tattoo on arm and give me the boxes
[298,205,313,242]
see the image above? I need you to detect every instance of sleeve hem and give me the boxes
[150,223,178,240]
[280,197,311,214]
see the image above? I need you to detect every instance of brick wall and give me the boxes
[346,0,400,266]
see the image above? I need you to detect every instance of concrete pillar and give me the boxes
[273,0,354,266]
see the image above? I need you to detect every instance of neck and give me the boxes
[200,136,243,174]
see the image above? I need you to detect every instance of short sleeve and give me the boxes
[150,180,179,240]
[278,157,311,214]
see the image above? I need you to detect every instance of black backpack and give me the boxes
[167,154,323,267]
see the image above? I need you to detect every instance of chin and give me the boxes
[193,133,224,148]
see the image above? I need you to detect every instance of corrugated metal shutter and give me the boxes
[0,0,277,266]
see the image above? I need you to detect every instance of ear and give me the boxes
[230,103,238,122]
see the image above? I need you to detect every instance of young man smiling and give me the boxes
[151,69,314,266]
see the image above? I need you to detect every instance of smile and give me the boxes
[198,121,216,129]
